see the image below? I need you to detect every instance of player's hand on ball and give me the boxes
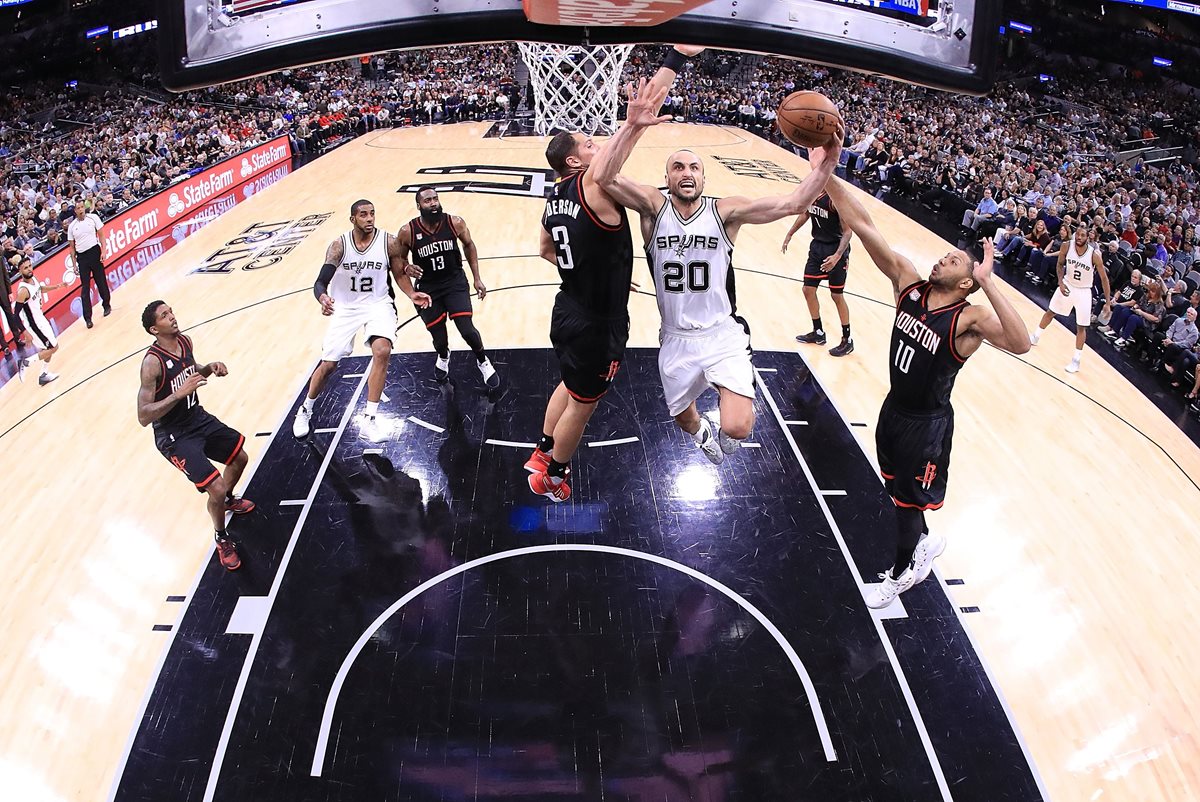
[175,372,206,399]
[405,263,423,279]
[319,294,335,316]
[474,279,487,299]
[412,292,432,309]
[208,362,229,377]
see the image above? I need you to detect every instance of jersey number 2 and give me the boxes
[551,226,574,270]
[350,276,374,293]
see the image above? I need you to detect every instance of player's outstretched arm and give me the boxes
[718,131,840,228]
[817,155,920,295]
[587,77,671,193]
[604,174,666,219]
[646,45,705,97]
[961,240,1031,356]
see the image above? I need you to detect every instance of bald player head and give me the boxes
[665,149,705,204]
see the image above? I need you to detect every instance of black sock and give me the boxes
[537,433,555,453]
[215,529,227,542]
[475,350,487,364]
[842,324,852,340]
[812,317,823,334]
[225,491,234,504]
[547,458,569,479]
[893,507,924,576]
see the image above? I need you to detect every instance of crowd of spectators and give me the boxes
[3,35,1200,411]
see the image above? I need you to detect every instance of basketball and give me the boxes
[776,90,842,148]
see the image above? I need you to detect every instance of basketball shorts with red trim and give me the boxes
[321,300,398,361]
[803,239,849,292]
[658,316,755,417]
[416,276,474,328]
[550,291,629,403]
[876,396,954,511]
[154,408,246,492]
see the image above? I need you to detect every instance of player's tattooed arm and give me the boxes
[314,237,343,313]
[137,354,202,426]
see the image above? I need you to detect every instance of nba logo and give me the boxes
[908,289,921,302]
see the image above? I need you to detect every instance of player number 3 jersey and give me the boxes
[645,196,736,334]
[328,229,392,306]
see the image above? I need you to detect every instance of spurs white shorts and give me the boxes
[19,308,57,350]
[1048,283,1092,326]
[658,317,755,417]
[320,301,398,362]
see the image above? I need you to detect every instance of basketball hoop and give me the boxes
[518,43,635,137]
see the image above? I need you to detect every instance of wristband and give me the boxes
[663,50,689,73]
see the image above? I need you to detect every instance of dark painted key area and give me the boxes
[113,349,1044,802]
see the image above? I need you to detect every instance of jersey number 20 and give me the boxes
[662,261,710,293]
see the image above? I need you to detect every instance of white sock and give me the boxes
[1073,349,1083,362]
[40,363,49,375]
[691,417,710,443]
[365,400,379,417]
[302,396,315,413]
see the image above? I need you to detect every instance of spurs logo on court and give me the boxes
[399,165,556,198]
[194,213,333,273]
[712,156,802,184]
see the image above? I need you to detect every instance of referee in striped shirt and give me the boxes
[67,201,111,329]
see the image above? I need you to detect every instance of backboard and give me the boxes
[160,0,1000,94]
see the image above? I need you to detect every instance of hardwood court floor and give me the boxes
[1,123,1197,802]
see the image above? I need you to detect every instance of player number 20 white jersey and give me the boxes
[645,196,736,334]
[328,229,392,307]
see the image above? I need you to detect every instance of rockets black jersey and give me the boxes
[808,193,842,243]
[542,172,634,319]
[889,281,971,411]
[146,334,202,430]
[407,215,465,290]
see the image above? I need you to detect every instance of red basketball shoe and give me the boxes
[225,496,256,514]
[524,448,551,474]
[528,470,571,502]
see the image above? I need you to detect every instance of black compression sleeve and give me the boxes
[313,263,336,301]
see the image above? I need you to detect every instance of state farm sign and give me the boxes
[29,135,292,315]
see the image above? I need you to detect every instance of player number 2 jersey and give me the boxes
[645,196,736,333]
[1063,242,1096,289]
[327,229,393,306]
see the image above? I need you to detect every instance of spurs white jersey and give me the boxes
[328,229,393,307]
[645,196,736,334]
[15,278,47,319]
[1064,241,1097,289]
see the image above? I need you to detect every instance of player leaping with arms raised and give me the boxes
[810,146,1031,609]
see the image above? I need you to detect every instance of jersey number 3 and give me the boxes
[551,226,574,271]
[662,261,710,293]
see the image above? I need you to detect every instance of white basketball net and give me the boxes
[518,43,635,137]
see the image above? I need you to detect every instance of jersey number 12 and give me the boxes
[350,276,374,293]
